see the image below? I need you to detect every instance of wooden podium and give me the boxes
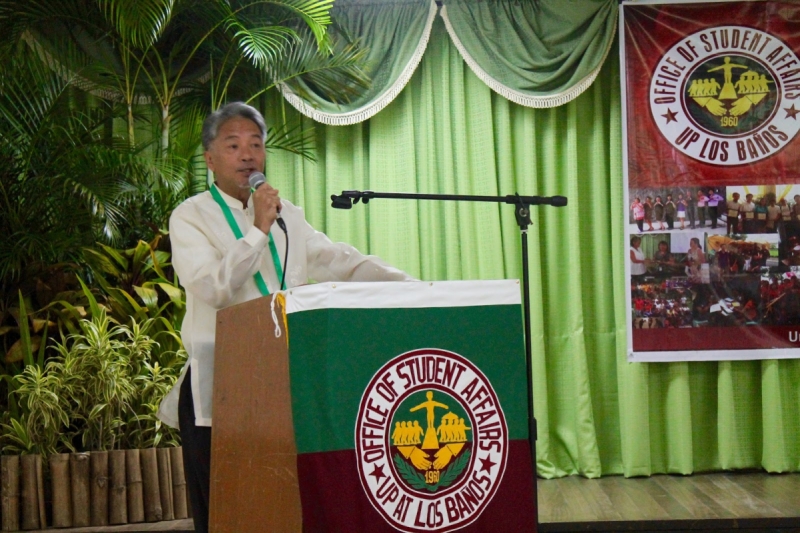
[208,295,302,532]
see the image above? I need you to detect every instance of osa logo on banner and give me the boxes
[355,349,508,533]
[650,25,800,165]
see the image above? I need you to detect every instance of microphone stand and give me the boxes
[331,189,568,527]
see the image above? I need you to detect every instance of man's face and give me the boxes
[204,116,265,194]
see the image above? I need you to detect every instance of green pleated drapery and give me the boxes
[265,20,800,478]
[441,0,617,108]
[279,0,437,125]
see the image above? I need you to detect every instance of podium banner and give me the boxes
[283,280,536,533]
[621,1,800,362]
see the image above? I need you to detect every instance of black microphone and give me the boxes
[248,172,287,231]
[249,171,289,291]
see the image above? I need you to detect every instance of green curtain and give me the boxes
[280,0,437,125]
[265,19,800,478]
[441,0,617,108]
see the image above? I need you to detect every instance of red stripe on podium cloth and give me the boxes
[297,439,536,532]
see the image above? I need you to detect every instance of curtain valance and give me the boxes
[279,0,438,125]
[283,0,618,123]
[440,0,618,108]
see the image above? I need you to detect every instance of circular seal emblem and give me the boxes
[355,349,508,532]
[649,25,800,165]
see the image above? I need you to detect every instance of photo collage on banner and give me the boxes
[621,0,800,361]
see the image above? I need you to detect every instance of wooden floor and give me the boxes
[538,471,800,531]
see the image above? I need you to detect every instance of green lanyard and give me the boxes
[210,184,285,295]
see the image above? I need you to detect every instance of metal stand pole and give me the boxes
[514,201,539,524]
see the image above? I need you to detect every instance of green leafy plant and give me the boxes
[0,38,179,283]
[0,417,36,455]
[1,309,185,454]
[80,235,185,330]
[0,291,54,422]
[0,292,75,455]
[51,310,138,451]
[125,358,184,449]
[3,292,48,368]
[0,0,375,454]
[1,0,372,195]
[1,364,71,456]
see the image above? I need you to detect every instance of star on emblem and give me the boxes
[785,104,800,120]
[662,108,679,124]
[478,455,497,474]
[369,463,386,482]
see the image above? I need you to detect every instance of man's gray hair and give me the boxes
[201,102,266,150]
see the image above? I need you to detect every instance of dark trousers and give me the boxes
[686,206,697,228]
[709,206,718,228]
[179,369,211,533]
[727,215,739,235]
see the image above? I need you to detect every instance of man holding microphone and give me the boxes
[158,102,413,533]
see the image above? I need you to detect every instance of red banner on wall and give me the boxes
[622,1,800,361]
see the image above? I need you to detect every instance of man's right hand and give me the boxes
[252,183,282,234]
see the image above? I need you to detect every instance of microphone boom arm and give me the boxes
[331,190,567,209]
